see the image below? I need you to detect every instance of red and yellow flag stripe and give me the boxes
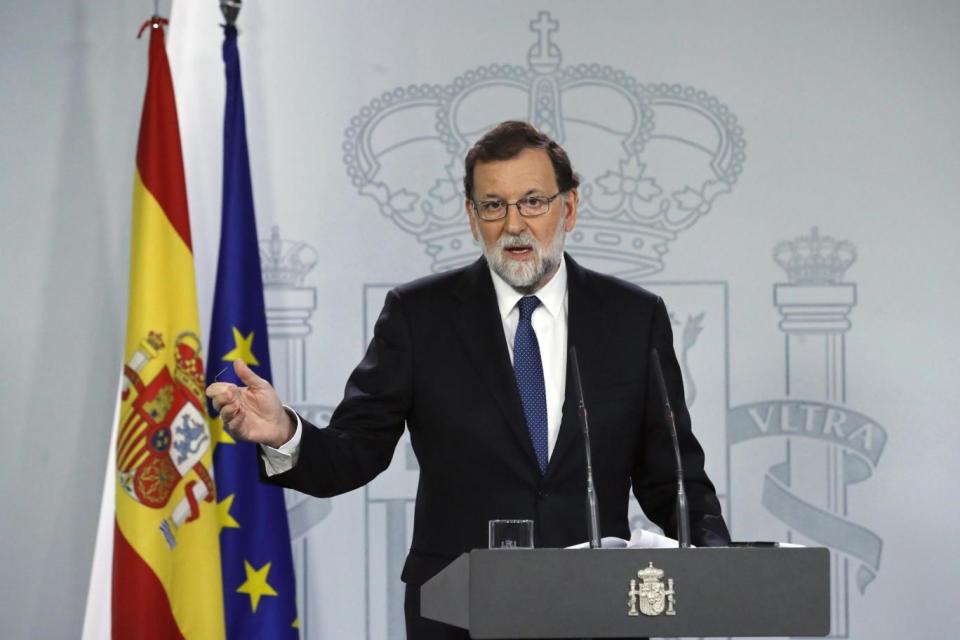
[113,18,224,639]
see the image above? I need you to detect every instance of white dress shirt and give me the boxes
[261,260,570,475]
[488,259,568,459]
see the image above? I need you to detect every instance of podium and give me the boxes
[421,547,830,638]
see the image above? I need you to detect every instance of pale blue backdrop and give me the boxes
[2,1,959,638]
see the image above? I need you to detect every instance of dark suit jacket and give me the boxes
[264,254,729,585]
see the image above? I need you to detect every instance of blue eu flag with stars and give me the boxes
[206,24,299,638]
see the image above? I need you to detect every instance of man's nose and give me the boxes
[502,205,527,234]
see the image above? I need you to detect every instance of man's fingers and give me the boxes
[206,381,236,398]
[233,359,265,388]
[220,405,252,440]
[220,404,239,425]
[224,404,245,423]
[208,385,241,414]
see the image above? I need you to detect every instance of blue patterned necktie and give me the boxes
[514,296,549,474]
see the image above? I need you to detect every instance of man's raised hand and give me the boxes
[205,359,295,449]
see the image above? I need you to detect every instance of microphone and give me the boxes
[650,348,691,548]
[568,347,602,549]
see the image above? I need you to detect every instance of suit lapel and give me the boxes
[453,258,541,470]
[547,254,610,476]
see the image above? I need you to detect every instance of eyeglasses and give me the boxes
[470,192,563,221]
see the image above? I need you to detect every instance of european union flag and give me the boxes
[206,24,299,639]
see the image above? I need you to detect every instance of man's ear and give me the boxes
[466,199,481,240]
[563,189,579,232]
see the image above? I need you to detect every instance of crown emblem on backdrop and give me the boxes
[773,227,857,284]
[260,226,318,288]
[343,11,746,280]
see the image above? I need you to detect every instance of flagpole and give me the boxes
[80,376,123,640]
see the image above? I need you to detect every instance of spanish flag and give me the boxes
[110,16,225,639]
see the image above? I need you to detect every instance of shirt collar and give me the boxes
[489,256,568,320]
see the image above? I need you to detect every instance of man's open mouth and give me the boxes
[504,244,533,257]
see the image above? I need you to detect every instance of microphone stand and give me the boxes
[569,347,602,549]
[651,348,691,548]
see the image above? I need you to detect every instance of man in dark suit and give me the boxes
[208,121,729,639]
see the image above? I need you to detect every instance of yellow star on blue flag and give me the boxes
[236,560,278,613]
[221,327,260,366]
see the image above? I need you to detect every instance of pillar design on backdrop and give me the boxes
[261,227,318,404]
[362,285,422,640]
[260,227,334,640]
[339,11,742,639]
[728,228,887,638]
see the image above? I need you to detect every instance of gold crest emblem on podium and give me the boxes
[628,562,676,617]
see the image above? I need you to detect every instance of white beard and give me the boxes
[482,214,567,294]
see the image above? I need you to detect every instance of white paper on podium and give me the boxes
[565,528,682,550]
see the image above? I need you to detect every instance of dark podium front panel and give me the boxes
[422,547,830,638]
